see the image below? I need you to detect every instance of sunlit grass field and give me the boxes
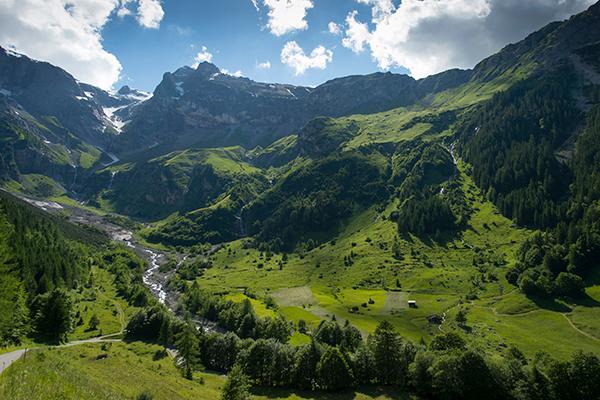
[0,342,410,400]
[200,160,600,358]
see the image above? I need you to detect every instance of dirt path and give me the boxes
[471,303,600,343]
[0,335,121,375]
[561,313,600,343]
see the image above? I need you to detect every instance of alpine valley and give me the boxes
[1,3,600,400]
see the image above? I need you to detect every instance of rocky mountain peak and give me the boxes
[117,85,133,95]
[194,62,220,79]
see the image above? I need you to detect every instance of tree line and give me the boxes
[125,287,600,400]
[0,190,153,345]
[459,69,600,300]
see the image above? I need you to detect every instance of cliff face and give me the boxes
[0,47,147,190]
[112,63,471,157]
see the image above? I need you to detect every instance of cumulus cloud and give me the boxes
[0,0,121,89]
[328,21,341,35]
[263,0,314,36]
[222,68,243,77]
[117,0,134,18]
[342,11,370,53]
[257,61,272,69]
[343,0,595,79]
[281,41,333,75]
[356,0,395,23]
[136,0,164,29]
[0,0,165,89]
[192,46,213,67]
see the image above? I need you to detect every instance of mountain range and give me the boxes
[2,2,600,399]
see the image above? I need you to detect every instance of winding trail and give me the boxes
[561,313,600,343]
[471,302,600,343]
[0,334,122,374]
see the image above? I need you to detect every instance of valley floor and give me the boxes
[2,160,599,400]
[199,161,600,359]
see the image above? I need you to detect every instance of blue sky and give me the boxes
[102,1,397,91]
[0,1,595,91]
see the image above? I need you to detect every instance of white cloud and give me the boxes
[136,0,164,29]
[263,0,314,36]
[328,21,341,35]
[341,11,370,53]
[0,0,122,89]
[117,0,133,17]
[0,0,166,89]
[250,0,259,11]
[257,61,272,70]
[222,68,243,77]
[343,0,596,79]
[192,46,213,67]
[356,0,395,23]
[117,6,132,17]
[280,41,332,75]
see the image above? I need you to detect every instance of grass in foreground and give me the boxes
[0,342,410,400]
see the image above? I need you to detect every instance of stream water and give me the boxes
[142,249,167,304]
[8,189,221,331]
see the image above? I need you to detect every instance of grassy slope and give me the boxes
[0,342,409,400]
[201,159,600,358]
[94,146,265,218]
[190,56,600,359]
[70,266,139,340]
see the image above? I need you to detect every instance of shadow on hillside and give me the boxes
[527,295,572,313]
[526,292,600,312]
[400,229,461,248]
[251,386,410,399]
[566,293,600,308]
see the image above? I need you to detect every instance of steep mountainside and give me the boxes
[111,63,471,156]
[0,47,148,193]
[3,4,600,400]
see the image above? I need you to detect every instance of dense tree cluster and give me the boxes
[245,152,388,251]
[459,70,578,228]
[390,142,465,238]
[0,191,153,345]
[102,249,151,307]
[210,321,600,399]
[146,200,240,247]
[0,193,87,344]
[124,287,600,400]
[1,193,86,295]
[185,283,291,342]
[504,104,600,297]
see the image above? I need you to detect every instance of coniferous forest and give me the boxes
[2,2,600,400]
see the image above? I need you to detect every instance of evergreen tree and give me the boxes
[31,288,73,343]
[371,321,407,385]
[88,314,100,331]
[547,352,600,400]
[175,321,199,379]
[455,309,468,327]
[352,343,375,385]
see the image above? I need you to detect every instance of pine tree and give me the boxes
[88,314,100,331]
[372,321,406,385]
[175,321,199,379]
